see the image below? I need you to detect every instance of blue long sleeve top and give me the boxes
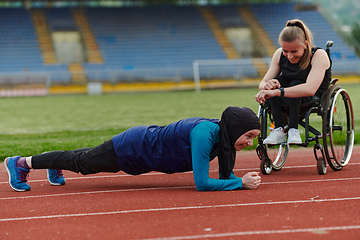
[190,121,242,191]
[112,118,242,191]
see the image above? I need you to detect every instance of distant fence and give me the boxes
[192,58,271,92]
[86,63,263,84]
[0,73,50,97]
[0,57,359,96]
[86,67,193,83]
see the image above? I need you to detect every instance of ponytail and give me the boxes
[278,19,314,69]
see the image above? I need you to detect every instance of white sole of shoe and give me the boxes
[287,140,302,145]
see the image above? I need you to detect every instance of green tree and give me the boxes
[351,22,360,56]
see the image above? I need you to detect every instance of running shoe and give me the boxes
[263,127,286,145]
[287,128,303,144]
[4,156,31,192]
[46,169,66,186]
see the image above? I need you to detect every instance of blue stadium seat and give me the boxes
[85,6,227,80]
[0,8,71,82]
[211,5,248,28]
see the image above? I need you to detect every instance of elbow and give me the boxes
[196,186,207,191]
[306,89,317,97]
[195,181,207,191]
[259,83,265,91]
[195,179,211,191]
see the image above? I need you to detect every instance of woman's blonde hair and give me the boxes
[278,19,314,69]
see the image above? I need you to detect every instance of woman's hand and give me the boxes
[255,89,279,104]
[263,79,281,90]
[242,172,261,190]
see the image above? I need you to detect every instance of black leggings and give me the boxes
[31,139,120,175]
[268,76,312,129]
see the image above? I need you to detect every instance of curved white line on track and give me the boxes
[1,196,360,222]
[138,225,360,240]
[1,177,360,201]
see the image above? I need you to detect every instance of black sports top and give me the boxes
[279,47,332,96]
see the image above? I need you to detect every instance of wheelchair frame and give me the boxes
[256,41,355,175]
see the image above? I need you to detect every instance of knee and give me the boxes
[268,95,281,105]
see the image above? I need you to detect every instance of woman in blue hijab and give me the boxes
[6,106,261,192]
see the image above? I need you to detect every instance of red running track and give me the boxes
[1,146,360,240]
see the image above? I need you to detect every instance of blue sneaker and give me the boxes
[4,156,31,192]
[46,169,66,186]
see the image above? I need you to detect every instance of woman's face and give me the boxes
[280,38,307,64]
[234,129,260,151]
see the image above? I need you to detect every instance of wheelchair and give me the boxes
[256,41,355,175]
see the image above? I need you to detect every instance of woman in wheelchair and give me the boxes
[255,19,331,145]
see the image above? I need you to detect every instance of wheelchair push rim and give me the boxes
[257,105,288,173]
[267,143,288,171]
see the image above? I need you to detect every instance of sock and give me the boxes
[16,157,30,169]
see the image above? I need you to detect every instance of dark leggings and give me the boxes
[268,76,312,129]
[31,139,120,175]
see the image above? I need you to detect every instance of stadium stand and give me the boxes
[0,3,359,92]
[0,8,43,72]
[0,8,71,83]
[84,5,262,81]
[45,7,77,31]
[211,5,247,28]
[84,6,228,81]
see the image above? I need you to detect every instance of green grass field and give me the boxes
[0,84,359,161]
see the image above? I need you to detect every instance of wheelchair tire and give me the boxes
[260,157,272,175]
[317,157,327,175]
[322,86,355,171]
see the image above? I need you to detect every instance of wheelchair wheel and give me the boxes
[323,86,355,171]
[317,157,327,175]
[257,105,289,171]
[260,156,273,175]
[256,145,271,175]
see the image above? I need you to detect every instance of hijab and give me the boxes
[218,106,260,179]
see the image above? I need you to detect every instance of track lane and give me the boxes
[1,146,359,239]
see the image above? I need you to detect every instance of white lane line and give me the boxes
[1,177,360,201]
[1,162,359,184]
[262,176,360,185]
[138,225,360,240]
[1,196,360,222]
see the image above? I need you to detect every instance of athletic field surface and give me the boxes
[1,146,359,239]
[0,84,359,239]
